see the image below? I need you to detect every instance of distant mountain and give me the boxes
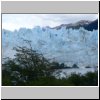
[2,19,98,68]
[52,19,98,31]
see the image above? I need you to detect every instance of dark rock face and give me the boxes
[84,19,98,31]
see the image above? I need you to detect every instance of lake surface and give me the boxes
[54,67,98,78]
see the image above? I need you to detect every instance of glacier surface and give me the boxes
[2,26,98,68]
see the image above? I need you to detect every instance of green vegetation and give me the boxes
[2,43,98,86]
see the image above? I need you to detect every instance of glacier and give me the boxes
[2,25,98,68]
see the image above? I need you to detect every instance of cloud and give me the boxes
[2,14,98,31]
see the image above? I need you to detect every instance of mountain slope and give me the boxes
[52,19,98,31]
[84,19,98,31]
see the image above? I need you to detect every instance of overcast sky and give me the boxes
[2,14,98,31]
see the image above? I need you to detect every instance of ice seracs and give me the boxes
[2,19,98,68]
